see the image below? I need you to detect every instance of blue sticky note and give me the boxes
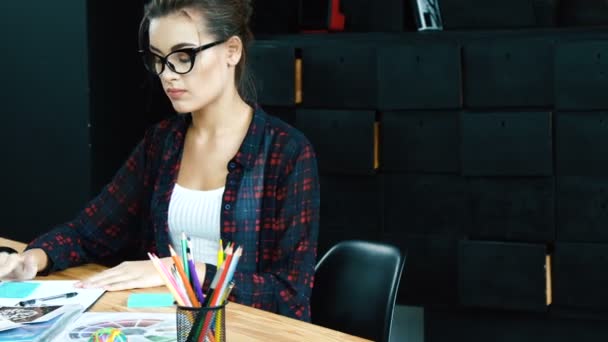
[127,293,175,308]
[0,281,40,298]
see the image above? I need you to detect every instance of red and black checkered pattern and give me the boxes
[27,105,320,321]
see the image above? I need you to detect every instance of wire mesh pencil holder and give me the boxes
[176,303,227,342]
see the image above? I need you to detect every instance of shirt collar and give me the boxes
[234,104,267,170]
[177,104,267,171]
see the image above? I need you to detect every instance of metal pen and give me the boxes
[18,291,78,306]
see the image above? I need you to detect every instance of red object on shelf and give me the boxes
[300,0,345,33]
[328,0,345,31]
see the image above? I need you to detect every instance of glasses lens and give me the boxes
[167,51,193,74]
[142,52,164,75]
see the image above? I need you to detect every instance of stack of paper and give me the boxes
[0,280,106,342]
[0,318,19,332]
[0,280,105,310]
[0,304,83,342]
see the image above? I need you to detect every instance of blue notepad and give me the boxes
[0,282,40,298]
[127,293,175,308]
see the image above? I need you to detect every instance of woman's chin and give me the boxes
[171,102,195,114]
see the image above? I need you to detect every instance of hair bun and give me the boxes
[242,0,253,23]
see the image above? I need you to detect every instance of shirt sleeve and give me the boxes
[230,141,320,321]
[26,127,157,273]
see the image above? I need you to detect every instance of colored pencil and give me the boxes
[169,245,200,307]
[147,252,187,306]
[181,232,190,280]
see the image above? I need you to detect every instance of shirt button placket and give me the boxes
[225,161,237,212]
[227,161,237,189]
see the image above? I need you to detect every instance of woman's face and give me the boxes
[148,12,229,113]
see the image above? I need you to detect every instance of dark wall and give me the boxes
[0,2,91,242]
[250,0,608,340]
[4,0,608,339]
[87,1,146,194]
[0,1,163,242]
[87,0,175,195]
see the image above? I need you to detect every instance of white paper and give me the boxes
[24,304,82,323]
[0,304,83,341]
[0,318,19,332]
[0,281,105,311]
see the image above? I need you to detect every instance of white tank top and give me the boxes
[168,183,223,266]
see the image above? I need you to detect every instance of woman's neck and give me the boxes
[189,88,252,138]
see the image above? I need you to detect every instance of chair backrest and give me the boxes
[311,240,406,342]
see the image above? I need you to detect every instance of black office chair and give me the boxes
[311,240,406,342]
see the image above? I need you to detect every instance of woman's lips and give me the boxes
[166,88,187,99]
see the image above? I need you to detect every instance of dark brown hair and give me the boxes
[139,0,255,101]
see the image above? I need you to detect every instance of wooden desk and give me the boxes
[0,238,370,341]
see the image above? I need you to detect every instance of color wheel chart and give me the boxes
[60,313,177,342]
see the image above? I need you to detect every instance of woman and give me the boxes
[0,0,319,321]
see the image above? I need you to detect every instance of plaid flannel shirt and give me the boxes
[27,105,320,321]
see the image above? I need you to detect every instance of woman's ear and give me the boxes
[226,36,243,67]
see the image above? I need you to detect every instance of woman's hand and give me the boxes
[0,251,39,280]
[75,259,172,291]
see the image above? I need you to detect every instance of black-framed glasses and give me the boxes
[140,40,226,75]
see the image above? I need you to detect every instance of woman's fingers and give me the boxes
[100,261,164,290]
[90,272,134,289]
[103,280,142,292]
[76,260,164,291]
[0,253,23,279]
[11,254,37,280]
[77,264,127,288]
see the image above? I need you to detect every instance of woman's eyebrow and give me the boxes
[149,42,198,54]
